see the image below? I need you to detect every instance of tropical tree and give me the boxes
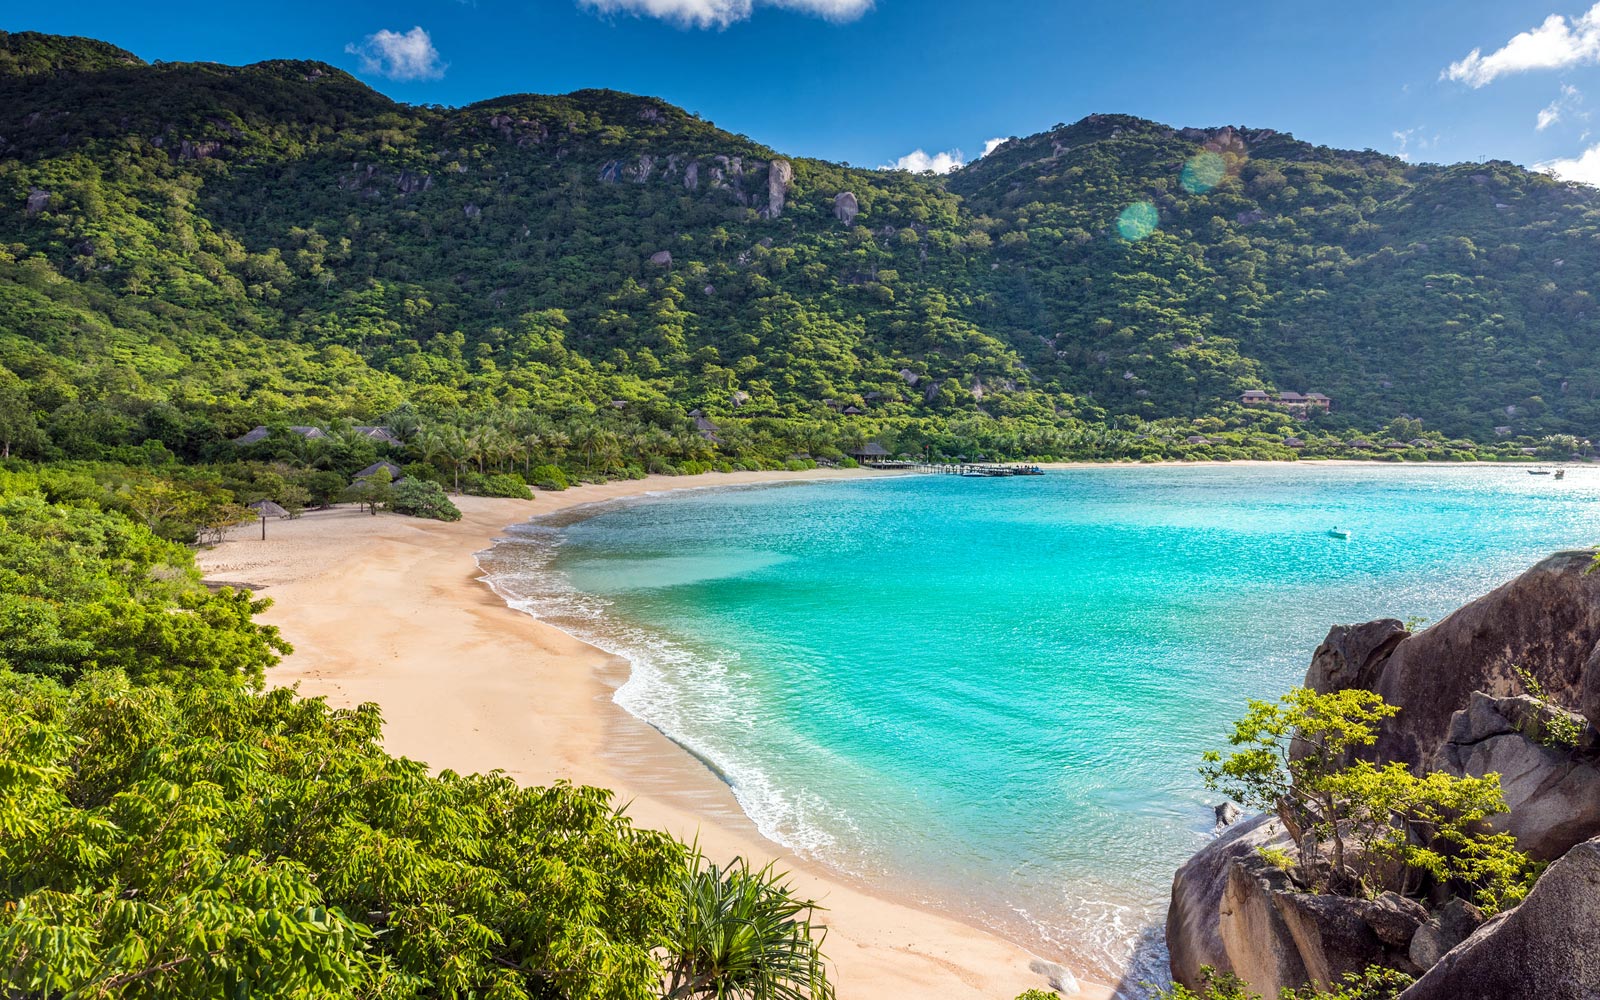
[1201,687,1537,909]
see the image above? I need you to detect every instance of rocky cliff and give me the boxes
[1168,549,1600,998]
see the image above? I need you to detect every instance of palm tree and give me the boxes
[420,424,471,493]
[663,846,833,1000]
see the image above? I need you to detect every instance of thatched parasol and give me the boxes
[248,500,291,540]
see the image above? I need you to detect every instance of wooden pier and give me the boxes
[863,461,1046,477]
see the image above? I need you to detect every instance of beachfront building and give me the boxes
[849,442,891,464]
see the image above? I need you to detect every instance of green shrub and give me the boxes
[388,478,462,521]
[400,461,446,486]
[529,464,569,491]
[477,473,532,499]
[0,671,688,1000]
[837,457,859,469]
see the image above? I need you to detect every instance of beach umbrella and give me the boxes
[248,500,290,540]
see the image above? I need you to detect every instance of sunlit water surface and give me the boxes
[476,465,1600,991]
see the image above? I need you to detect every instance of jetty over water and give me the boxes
[889,462,1047,477]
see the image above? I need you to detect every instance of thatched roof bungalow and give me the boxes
[353,425,403,446]
[354,461,405,481]
[848,442,890,463]
[233,425,327,445]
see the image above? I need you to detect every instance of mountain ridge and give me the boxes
[2,29,1599,465]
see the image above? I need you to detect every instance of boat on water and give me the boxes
[1328,527,1352,540]
[1529,470,1552,476]
[1556,469,1567,480]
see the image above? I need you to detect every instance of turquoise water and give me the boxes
[478,465,1600,988]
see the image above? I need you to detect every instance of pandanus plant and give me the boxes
[662,845,834,1000]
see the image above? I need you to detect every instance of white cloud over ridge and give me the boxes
[345,27,447,81]
[1444,5,1600,87]
[883,137,1007,175]
[1540,142,1600,185]
[887,148,965,173]
[579,0,871,29]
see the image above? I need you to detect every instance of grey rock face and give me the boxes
[1304,619,1409,695]
[761,159,792,219]
[834,191,859,226]
[24,188,50,215]
[1330,550,1600,768]
[1167,814,1291,987]
[1407,897,1484,971]
[1362,892,1428,950]
[1276,891,1391,990]
[1399,843,1600,1000]
[1436,692,1600,860]
[1219,855,1308,998]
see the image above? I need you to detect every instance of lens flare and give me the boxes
[1116,202,1159,241]
[1180,151,1226,194]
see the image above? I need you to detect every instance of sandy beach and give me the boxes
[198,468,1118,1000]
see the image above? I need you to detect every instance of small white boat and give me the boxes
[1328,527,1352,540]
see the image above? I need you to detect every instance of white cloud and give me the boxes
[1540,142,1600,184]
[578,0,870,29]
[981,137,1007,157]
[1393,128,1418,161]
[345,26,447,81]
[884,148,966,174]
[1538,83,1585,129]
[1444,5,1600,87]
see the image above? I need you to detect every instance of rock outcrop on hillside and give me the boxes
[1168,550,1600,998]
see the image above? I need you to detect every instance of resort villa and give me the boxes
[1239,389,1332,414]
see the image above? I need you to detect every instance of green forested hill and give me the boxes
[2,30,1599,464]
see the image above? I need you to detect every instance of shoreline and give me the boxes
[199,467,1115,1000]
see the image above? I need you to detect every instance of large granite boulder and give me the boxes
[761,159,792,219]
[1276,891,1393,989]
[833,191,859,226]
[1436,691,1600,860]
[1307,550,1600,768]
[1167,815,1290,986]
[1304,618,1409,694]
[1407,897,1483,970]
[1397,838,1600,1000]
[1218,854,1308,998]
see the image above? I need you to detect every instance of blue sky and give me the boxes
[12,1,1600,181]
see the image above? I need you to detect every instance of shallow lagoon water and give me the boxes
[478,465,1600,988]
